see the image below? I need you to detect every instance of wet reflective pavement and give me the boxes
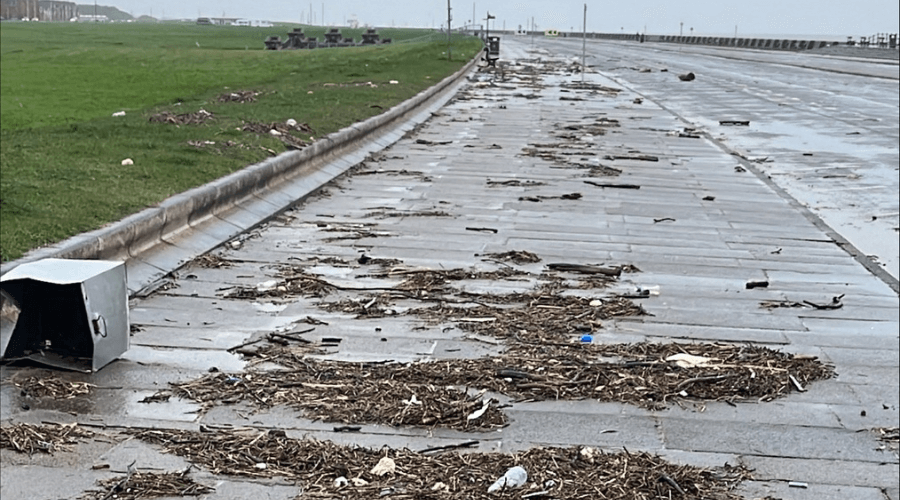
[544,38,900,282]
[2,39,898,500]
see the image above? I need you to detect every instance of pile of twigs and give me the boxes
[130,427,750,499]
[14,375,93,399]
[216,90,261,103]
[873,427,899,453]
[483,250,542,265]
[0,422,93,455]
[225,270,336,299]
[188,253,234,269]
[410,295,645,342]
[149,110,213,125]
[80,468,214,500]
[163,365,507,430]
[149,342,833,426]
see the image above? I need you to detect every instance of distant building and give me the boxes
[1,0,76,21]
[77,14,108,22]
[201,17,239,25]
[230,19,273,27]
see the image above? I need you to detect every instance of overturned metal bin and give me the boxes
[0,259,129,372]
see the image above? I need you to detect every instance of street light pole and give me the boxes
[447,0,452,60]
[582,4,586,83]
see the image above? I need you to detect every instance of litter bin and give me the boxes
[1,259,129,372]
[487,36,500,58]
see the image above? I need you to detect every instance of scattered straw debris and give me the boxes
[80,469,214,500]
[242,120,314,136]
[1,422,93,455]
[216,90,261,103]
[410,295,644,342]
[166,366,507,430]
[14,375,93,399]
[189,253,235,269]
[391,267,529,292]
[242,121,315,149]
[319,222,394,242]
[872,427,899,453]
[225,268,336,299]
[149,109,213,125]
[130,428,751,499]
[151,342,834,426]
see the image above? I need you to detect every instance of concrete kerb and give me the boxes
[0,52,482,280]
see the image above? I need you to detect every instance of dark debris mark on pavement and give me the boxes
[560,81,623,95]
[486,179,548,187]
[0,422,93,455]
[362,209,451,219]
[129,427,751,499]
[80,469,215,500]
[351,168,432,183]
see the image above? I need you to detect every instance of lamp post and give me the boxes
[447,0,452,60]
[680,22,683,36]
[581,3,586,83]
[485,11,494,40]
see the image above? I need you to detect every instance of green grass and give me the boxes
[0,22,482,262]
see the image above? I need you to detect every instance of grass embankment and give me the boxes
[0,22,481,262]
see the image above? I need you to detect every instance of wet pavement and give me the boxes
[2,39,898,499]
[543,38,900,282]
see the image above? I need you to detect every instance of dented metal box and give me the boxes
[0,259,129,372]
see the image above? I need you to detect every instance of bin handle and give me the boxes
[92,313,107,338]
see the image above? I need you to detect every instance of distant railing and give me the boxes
[482,29,899,52]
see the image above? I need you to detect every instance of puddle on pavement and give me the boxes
[708,119,896,162]
[252,301,288,314]
[121,345,246,372]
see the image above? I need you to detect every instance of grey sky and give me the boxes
[108,0,898,37]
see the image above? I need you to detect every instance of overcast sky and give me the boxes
[108,0,898,37]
